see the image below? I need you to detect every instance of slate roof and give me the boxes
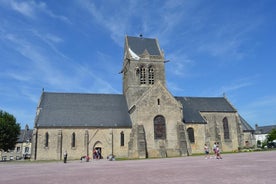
[35,92,253,132]
[126,36,161,56]
[17,129,33,143]
[239,115,254,132]
[175,97,237,123]
[35,92,132,128]
[255,125,276,134]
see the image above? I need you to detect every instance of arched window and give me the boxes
[45,132,49,147]
[120,131,124,146]
[71,132,76,148]
[140,66,146,84]
[187,128,195,143]
[154,115,166,140]
[223,117,230,140]
[148,66,154,84]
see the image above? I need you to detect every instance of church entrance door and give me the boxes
[93,141,103,159]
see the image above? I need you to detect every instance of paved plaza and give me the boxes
[1,151,275,184]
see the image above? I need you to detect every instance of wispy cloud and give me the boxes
[166,50,195,78]
[197,7,263,61]
[240,95,276,125]
[2,0,71,23]
[76,0,130,45]
[218,79,254,96]
[2,29,119,95]
[5,72,31,82]
[10,0,35,18]
[45,33,63,43]
[75,65,120,94]
[0,0,274,128]
[248,95,276,109]
[76,0,199,46]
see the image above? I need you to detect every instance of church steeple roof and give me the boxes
[126,36,162,56]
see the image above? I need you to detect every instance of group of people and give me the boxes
[204,142,222,159]
[80,155,90,162]
[93,148,102,159]
[79,149,102,162]
[63,149,103,163]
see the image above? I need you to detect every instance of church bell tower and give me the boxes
[121,35,167,108]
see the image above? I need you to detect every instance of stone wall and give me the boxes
[32,127,131,160]
[186,112,243,154]
[128,82,189,158]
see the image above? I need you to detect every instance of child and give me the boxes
[216,145,222,159]
[204,144,210,159]
[212,142,217,158]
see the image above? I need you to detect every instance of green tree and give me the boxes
[0,110,21,151]
[266,128,276,142]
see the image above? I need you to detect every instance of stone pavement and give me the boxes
[0,151,275,184]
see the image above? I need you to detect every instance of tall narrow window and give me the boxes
[72,132,76,148]
[140,66,146,84]
[120,131,124,146]
[45,132,49,147]
[223,117,230,140]
[148,66,154,84]
[187,128,195,143]
[154,115,166,139]
[24,147,29,154]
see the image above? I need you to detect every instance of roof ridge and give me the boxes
[43,91,123,96]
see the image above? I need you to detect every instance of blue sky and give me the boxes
[0,0,275,129]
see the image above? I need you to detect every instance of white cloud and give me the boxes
[218,80,253,96]
[248,96,276,109]
[166,51,195,78]
[4,32,118,94]
[75,65,120,94]
[197,9,262,61]
[5,72,31,82]
[10,0,35,18]
[5,0,70,23]
[45,33,63,43]
[76,0,195,46]
[239,95,276,126]
[76,0,130,45]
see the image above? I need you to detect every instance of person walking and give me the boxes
[212,142,217,158]
[63,151,68,163]
[216,143,222,159]
[204,144,210,159]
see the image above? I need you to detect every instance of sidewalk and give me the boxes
[1,151,275,184]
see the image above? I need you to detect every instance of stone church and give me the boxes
[31,35,255,160]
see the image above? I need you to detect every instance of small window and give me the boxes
[72,132,76,148]
[16,147,20,152]
[45,132,49,147]
[157,99,160,105]
[187,128,195,143]
[120,131,124,146]
[223,117,230,140]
